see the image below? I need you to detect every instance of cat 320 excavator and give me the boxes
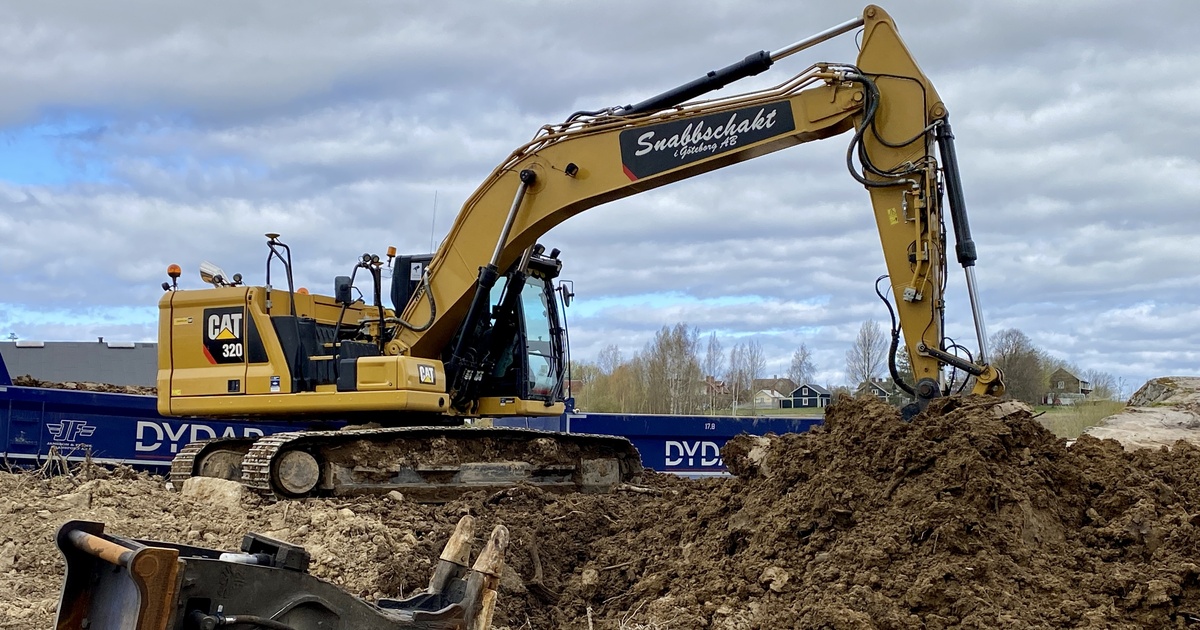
[57,6,1004,629]
[155,5,1004,504]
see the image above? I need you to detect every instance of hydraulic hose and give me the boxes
[875,275,916,397]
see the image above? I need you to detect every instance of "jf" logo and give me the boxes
[47,419,97,442]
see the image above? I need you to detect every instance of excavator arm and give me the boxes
[396,4,1002,411]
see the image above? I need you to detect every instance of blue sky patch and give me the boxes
[0,118,113,185]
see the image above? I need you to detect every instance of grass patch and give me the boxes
[1036,401,1126,439]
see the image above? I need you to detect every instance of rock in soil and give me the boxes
[3,395,1200,628]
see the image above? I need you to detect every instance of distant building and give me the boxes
[855,381,889,401]
[783,383,831,409]
[752,377,797,398]
[1044,368,1093,406]
[751,389,787,409]
[0,340,157,387]
[700,375,730,397]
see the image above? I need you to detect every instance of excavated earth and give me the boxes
[3,396,1200,628]
[9,374,156,396]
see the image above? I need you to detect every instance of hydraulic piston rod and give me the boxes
[770,16,865,62]
[935,120,991,364]
[620,13,866,116]
[448,169,537,408]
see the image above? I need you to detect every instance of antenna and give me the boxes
[429,190,438,253]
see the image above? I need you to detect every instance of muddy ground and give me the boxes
[3,396,1200,628]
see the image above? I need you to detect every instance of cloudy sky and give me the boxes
[1,0,1198,395]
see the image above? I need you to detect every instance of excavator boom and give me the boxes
[397,4,999,406]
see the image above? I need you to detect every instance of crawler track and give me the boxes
[174,427,642,502]
[168,438,258,488]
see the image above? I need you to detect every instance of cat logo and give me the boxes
[202,307,245,365]
[207,312,242,340]
[418,364,436,385]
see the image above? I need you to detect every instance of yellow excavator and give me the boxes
[58,6,1007,629]
[154,4,1004,503]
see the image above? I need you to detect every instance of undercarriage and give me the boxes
[170,426,643,502]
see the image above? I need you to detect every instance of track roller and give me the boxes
[272,449,322,497]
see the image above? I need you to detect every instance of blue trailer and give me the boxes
[0,353,338,469]
[2,352,822,474]
[495,410,822,477]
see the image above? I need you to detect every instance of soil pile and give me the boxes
[3,396,1200,629]
[9,374,156,396]
[559,396,1200,628]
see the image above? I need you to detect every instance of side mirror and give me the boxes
[334,276,353,305]
[557,280,574,308]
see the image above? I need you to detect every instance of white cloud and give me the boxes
[2,0,1199,391]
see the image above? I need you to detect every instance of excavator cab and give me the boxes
[394,244,568,412]
[477,247,567,404]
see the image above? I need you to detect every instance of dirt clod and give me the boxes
[3,395,1200,628]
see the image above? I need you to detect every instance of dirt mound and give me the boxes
[558,396,1200,628]
[9,374,156,396]
[3,396,1200,628]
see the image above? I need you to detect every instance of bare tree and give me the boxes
[614,356,651,413]
[597,344,622,375]
[990,328,1044,405]
[1113,375,1128,401]
[845,320,888,387]
[787,343,815,388]
[726,343,747,416]
[585,344,621,411]
[744,340,767,415]
[702,332,725,413]
[1083,369,1118,401]
[567,360,600,409]
[893,345,914,387]
[643,323,702,414]
[888,345,915,405]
